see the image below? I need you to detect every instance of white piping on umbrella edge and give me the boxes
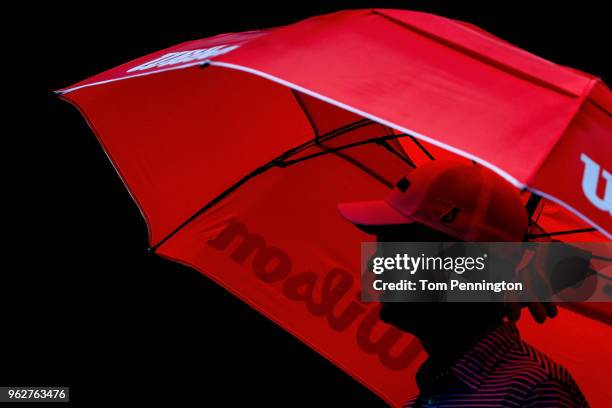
[56,59,611,239]
[55,61,209,94]
[209,62,525,187]
[210,61,610,240]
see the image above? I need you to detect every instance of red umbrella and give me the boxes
[57,9,611,407]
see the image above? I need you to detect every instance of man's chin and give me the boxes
[379,303,420,335]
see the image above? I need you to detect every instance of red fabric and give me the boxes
[58,9,611,407]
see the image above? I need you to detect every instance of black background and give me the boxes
[11,0,609,406]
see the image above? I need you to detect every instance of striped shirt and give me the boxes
[404,321,589,407]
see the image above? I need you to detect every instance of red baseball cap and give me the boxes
[338,160,528,242]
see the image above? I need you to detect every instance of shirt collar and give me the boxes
[416,321,520,393]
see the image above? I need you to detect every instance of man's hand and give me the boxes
[505,242,559,324]
[505,301,558,324]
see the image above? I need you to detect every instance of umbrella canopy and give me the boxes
[57,9,611,407]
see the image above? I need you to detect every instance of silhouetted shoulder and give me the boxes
[403,322,589,407]
[504,340,589,407]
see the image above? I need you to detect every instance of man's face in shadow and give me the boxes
[362,223,499,337]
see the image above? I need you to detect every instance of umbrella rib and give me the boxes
[148,119,391,253]
[315,118,373,144]
[527,227,597,239]
[381,124,434,161]
[525,193,542,221]
[375,139,416,168]
[409,135,435,160]
[592,254,612,263]
[291,90,320,141]
[280,118,374,159]
[277,133,408,166]
[147,160,276,253]
[317,143,396,188]
[597,273,612,282]
[313,123,410,188]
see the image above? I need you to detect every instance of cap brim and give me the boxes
[337,200,414,226]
